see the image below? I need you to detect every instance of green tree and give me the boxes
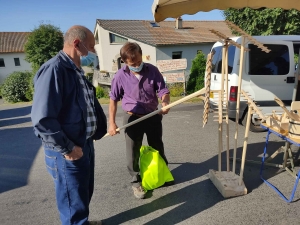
[186,51,207,94]
[223,8,300,35]
[24,23,63,73]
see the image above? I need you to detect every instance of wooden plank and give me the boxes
[233,36,245,174]
[103,87,206,137]
[239,106,252,185]
[291,101,300,111]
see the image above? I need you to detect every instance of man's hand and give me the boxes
[160,101,170,115]
[108,122,119,136]
[64,146,83,161]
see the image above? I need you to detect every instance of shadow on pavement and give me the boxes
[0,117,32,127]
[171,141,288,193]
[0,105,41,193]
[104,179,222,225]
[104,141,286,224]
[0,106,31,120]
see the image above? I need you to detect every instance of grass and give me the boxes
[169,96,203,103]
[98,96,203,105]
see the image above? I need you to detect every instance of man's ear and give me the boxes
[73,39,80,49]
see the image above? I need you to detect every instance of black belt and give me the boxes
[127,111,146,117]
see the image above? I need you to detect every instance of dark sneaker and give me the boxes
[89,221,102,225]
[164,180,175,186]
[132,185,146,199]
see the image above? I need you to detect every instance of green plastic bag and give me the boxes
[140,145,174,191]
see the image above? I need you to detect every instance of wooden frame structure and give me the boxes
[207,22,270,197]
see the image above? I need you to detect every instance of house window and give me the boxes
[172,51,182,59]
[95,32,99,45]
[109,33,128,44]
[0,58,5,67]
[150,22,160,27]
[117,57,125,69]
[14,58,21,66]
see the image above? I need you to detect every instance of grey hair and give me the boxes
[64,25,88,44]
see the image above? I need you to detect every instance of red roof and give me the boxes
[97,19,233,46]
[0,32,30,53]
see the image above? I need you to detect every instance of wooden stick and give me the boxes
[239,105,252,185]
[218,46,226,172]
[103,87,206,137]
[225,21,270,53]
[218,90,223,172]
[224,42,230,172]
[241,90,266,121]
[233,36,246,173]
[274,96,298,121]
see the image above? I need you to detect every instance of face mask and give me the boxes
[80,51,97,66]
[80,43,97,66]
[128,62,144,73]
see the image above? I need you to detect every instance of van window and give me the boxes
[211,45,235,73]
[249,44,290,75]
[211,46,221,73]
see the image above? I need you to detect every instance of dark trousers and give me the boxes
[123,112,168,187]
[44,138,95,225]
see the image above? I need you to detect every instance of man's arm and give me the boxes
[31,65,75,155]
[161,94,170,114]
[108,99,119,135]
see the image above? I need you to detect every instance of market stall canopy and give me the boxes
[152,0,300,22]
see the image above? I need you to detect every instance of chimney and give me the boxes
[175,17,182,29]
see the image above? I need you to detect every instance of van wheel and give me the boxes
[240,110,265,133]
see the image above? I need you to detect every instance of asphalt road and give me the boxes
[1,99,300,225]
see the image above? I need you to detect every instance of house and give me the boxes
[93,18,233,85]
[0,32,32,84]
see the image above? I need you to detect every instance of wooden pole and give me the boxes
[218,90,222,172]
[183,70,186,96]
[224,42,230,172]
[218,45,226,172]
[233,36,246,173]
[103,87,206,137]
[239,105,252,185]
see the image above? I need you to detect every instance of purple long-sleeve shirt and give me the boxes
[109,63,170,114]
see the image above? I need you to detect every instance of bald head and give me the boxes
[62,25,96,68]
[64,25,93,45]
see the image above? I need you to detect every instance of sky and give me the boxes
[0,0,224,33]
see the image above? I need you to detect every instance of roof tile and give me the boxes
[0,32,30,53]
[97,19,233,45]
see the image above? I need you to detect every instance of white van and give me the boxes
[208,35,300,132]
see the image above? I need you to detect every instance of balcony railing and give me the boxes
[93,70,115,85]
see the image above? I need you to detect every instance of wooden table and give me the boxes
[260,123,300,203]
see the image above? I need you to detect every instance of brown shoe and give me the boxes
[132,185,146,199]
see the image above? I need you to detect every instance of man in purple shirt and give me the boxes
[109,42,171,199]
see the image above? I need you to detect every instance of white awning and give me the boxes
[152,0,300,22]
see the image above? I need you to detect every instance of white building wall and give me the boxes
[94,24,156,72]
[0,53,31,83]
[156,44,213,73]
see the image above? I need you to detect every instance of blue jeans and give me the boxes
[44,138,95,225]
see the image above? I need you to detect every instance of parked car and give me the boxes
[207,35,300,132]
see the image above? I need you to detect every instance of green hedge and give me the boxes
[96,86,109,99]
[0,83,3,98]
[186,51,207,94]
[86,72,93,83]
[167,83,185,97]
[1,71,33,103]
